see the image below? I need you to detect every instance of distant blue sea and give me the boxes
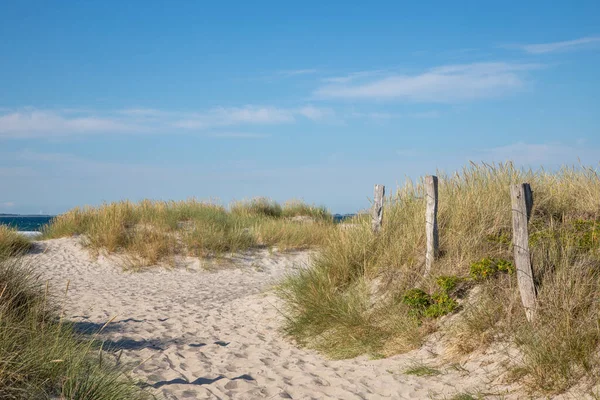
[0,216,54,231]
[333,214,355,223]
[0,213,352,231]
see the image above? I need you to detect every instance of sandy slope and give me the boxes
[25,238,526,400]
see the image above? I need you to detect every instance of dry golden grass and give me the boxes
[278,162,600,394]
[43,198,334,267]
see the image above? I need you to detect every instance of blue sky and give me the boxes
[1,1,599,214]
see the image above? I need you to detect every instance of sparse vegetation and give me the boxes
[42,198,334,267]
[403,363,441,376]
[278,162,600,395]
[0,256,147,399]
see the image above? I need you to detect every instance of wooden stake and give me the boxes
[371,184,385,233]
[425,175,439,274]
[510,183,537,322]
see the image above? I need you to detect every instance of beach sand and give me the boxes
[25,238,523,399]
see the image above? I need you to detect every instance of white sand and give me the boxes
[25,238,532,399]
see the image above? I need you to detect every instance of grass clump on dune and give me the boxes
[0,225,32,260]
[43,198,334,266]
[278,162,600,394]
[0,256,147,399]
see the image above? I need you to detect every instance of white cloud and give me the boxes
[517,36,600,54]
[0,202,15,208]
[480,141,600,166]
[172,106,295,129]
[277,69,318,76]
[314,62,541,102]
[322,70,386,84]
[0,111,140,137]
[206,132,269,139]
[0,105,332,138]
[296,105,334,120]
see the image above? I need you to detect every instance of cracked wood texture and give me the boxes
[425,176,439,274]
[510,183,537,322]
[371,184,385,234]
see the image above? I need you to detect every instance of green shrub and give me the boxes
[469,257,514,280]
[424,292,459,318]
[401,288,431,313]
[436,275,462,293]
[402,286,458,318]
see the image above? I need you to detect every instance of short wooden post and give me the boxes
[425,175,439,274]
[371,184,385,233]
[510,183,537,322]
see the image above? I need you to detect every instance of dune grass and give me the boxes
[0,225,32,261]
[42,198,334,267]
[0,256,148,399]
[277,162,600,394]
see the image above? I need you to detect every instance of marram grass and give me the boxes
[0,256,148,399]
[42,198,335,267]
[278,162,600,395]
[0,225,32,261]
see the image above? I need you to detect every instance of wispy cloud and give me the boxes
[205,132,269,139]
[0,110,141,138]
[0,105,333,138]
[314,62,541,102]
[349,110,440,120]
[277,69,318,76]
[322,70,387,84]
[514,36,600,54]
[0,202,15,208]
[480,141,599,166]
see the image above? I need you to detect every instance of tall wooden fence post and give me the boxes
[510,183,537,323]
[371,184,385,233]
[425,175,439,274]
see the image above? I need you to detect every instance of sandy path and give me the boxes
[26,238,520,400]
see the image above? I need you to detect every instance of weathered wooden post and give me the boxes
[510,183,537,322]
[371,184,385,233]
[425,175,439,274]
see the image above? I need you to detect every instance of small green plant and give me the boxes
[402,288,431,314]
[424,292,458,318]
[469,257,514,280]
[402,286,458,318]
[486,230,511,246]
[572,219,600,250]
[436,275,462,293]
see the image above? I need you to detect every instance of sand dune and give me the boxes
[26,238,526,399]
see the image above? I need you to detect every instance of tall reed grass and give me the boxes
[278,162,600,394]
[43,198,334,267]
